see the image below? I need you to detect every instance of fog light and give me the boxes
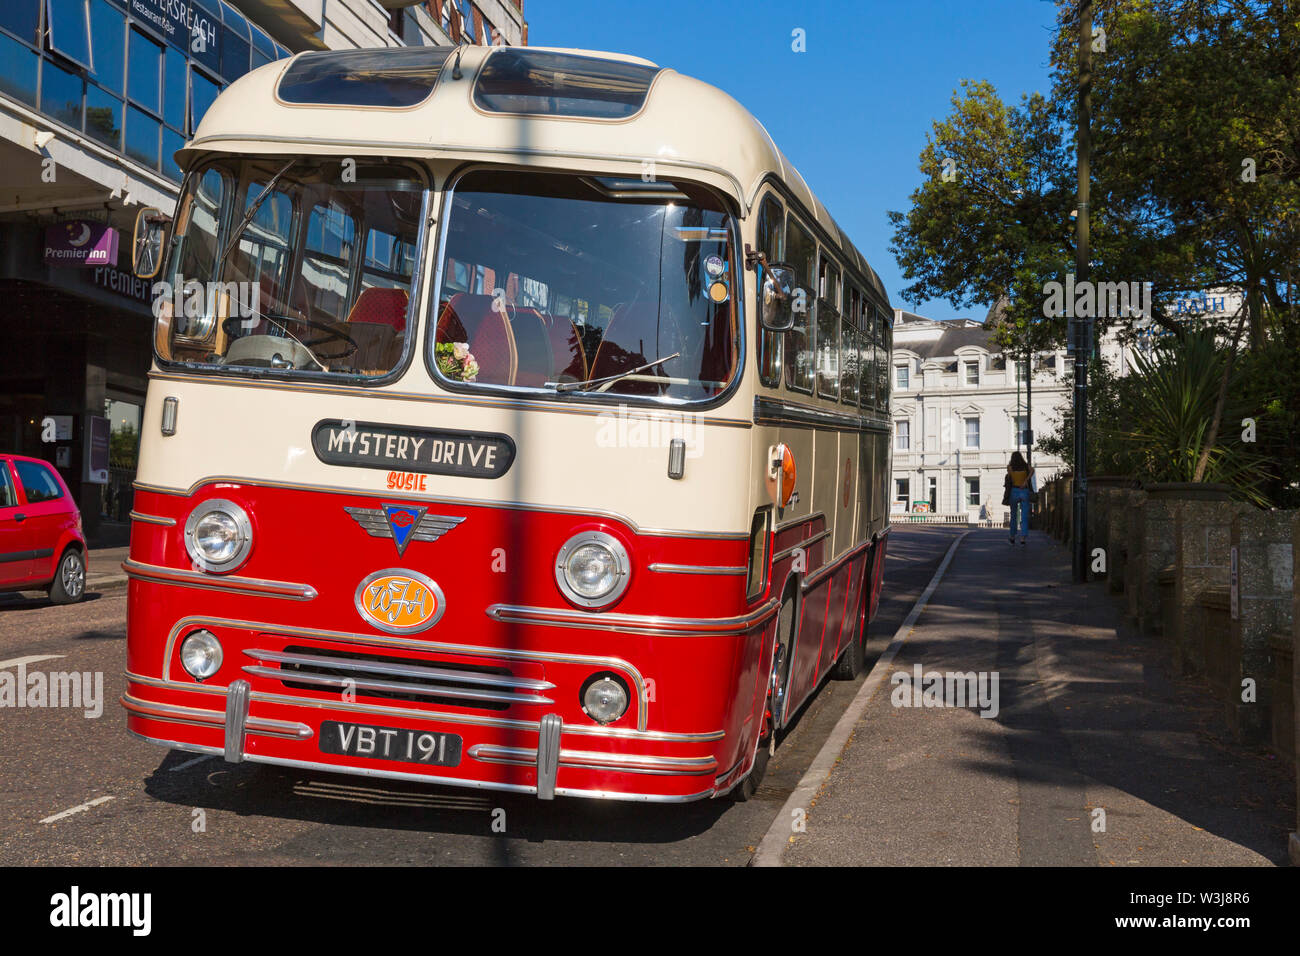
[180,629,223,681]
[581,673,629,725]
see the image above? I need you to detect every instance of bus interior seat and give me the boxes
[342,286,408,371]
[437,293,587,386]
[589,303,676,395]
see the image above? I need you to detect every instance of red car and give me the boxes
[0,453,86,604]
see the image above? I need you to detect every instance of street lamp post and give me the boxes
[1072,0,1092,583]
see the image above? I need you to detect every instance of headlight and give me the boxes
[184,498,252,572]
[555,531,630,608]
[180,629,223,680]
[581,673,630,725]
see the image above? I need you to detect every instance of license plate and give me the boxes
[318,721,462,766]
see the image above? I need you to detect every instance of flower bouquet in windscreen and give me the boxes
[435,341,480,382]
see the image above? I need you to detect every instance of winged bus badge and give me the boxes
[344,504,466,556]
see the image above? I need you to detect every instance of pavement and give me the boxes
[759,527,1297,866]
[85,546,129,592]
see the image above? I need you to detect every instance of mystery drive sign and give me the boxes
[312,420,515,479]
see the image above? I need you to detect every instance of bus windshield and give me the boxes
[154,156,425,379]
[432,170,738,402]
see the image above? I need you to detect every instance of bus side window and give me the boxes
[876,304,892,409]
[755,194,784,388]
[784,216,816,394]
[860,298,877,411]
[840,285,860,406]
[816,255,840,400]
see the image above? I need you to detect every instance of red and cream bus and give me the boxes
[122,44,893,802]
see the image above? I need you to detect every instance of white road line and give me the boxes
[751,531,970,867]
[170,754,215,773]
[0,654,65,670]
[40,795,114,824]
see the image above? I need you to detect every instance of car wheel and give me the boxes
[48,548,85,605]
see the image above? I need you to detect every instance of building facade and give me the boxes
[889,309,1134,519]
[0,0,525,544]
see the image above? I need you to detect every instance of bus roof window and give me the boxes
[473,49,662,119]
[278,47,455,108]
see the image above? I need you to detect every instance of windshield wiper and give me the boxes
[214,158,298,276]
[552,352,681,393]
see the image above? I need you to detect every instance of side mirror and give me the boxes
[132,207,169,279]
[759,263,799,333]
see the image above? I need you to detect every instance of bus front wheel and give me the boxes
[733,585,797,801]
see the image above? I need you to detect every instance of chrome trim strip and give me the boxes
[224,680,250,763]
[776,510,825,534]
[129,511,176,527]
[243,648,556,692]
[159,615,652,732]
[132,476,749,541]
[122,560,318,601]
[120,693,312,740]
[484,597,780,638]
[240,665,554,706]
[225,752,714,802]
[125,669,726,741]
[753,396,893,434]
[182,133,749,207]
[469,744,718,776]
[536,714,562,800]
[143,370,754,430]
[647,563,747,576]
[773,529,831,563]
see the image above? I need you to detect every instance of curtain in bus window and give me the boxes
[784,217,816,393]
[860,303,876,410]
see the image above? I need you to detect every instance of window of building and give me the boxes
[816,255,840,400]
[1015,414,1029,447]
[928,475,938,512]
[190,68,220,133]
[162,44,186,131]
[85,81,121,148]
[250,24,275,72]
[0,30,39,106]
[895,363,909,391]
[965,475,980,508]
[124,103,159,168]
[0,1,41,46]
[1015,358,1028,383]
[88,0,124,95]
[47,0,94,70]
[895,478,910,510]
[41,56,83,129]
[460,1,477,42]
[964,416,980,449]
[964,359,979,385]
[895,419,910,451]
[784,216,816,393]
[127,28,161,115]
[219,1,251,82]
[755,194,784,388]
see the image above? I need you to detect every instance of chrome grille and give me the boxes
[243,645,554,710]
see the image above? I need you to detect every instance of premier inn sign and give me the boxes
[312,420,516,479]
[44,221,119,268]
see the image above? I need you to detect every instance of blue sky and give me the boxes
[527,0,1061,322]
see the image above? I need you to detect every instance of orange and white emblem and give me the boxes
[354,569,445,634]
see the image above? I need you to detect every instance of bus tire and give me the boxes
[733,583,798,802]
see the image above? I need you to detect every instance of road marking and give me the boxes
[0,654,65,670]
[170,754,215,773]
[40,795,114,824]
[751,531,970,867]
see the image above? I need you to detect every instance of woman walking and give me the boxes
[1006,451,1035,546]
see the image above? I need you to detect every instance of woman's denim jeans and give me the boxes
[1010,487,1031,538]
